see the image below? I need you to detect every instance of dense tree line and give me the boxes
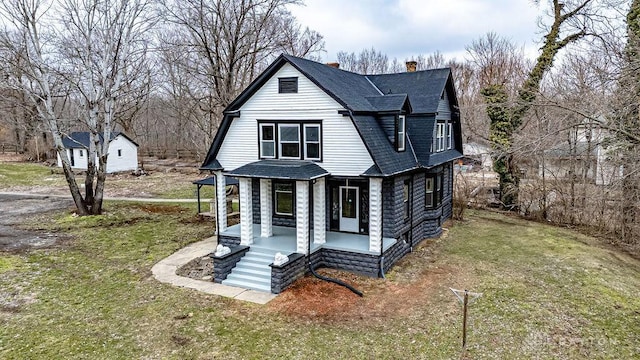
[0,0,637,248]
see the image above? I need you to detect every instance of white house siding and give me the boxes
[106,135,138,173]
[216,63,374,177]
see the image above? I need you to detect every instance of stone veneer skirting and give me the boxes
[270,253,306,294]
[211,245,249,283]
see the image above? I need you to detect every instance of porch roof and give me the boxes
[225,160,329,181]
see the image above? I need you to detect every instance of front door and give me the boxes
[339,186,359,233]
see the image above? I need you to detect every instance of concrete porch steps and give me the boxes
[222,247,277,293]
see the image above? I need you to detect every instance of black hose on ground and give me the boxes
[308,261,363,297]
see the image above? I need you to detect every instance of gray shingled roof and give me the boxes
[62,131,138,148]
[201,54,460,176]
[368,69,451,114]
[226,160,329,180]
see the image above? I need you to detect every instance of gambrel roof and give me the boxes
[201,54,462,176]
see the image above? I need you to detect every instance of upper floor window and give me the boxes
[396,115,406,152]
[279,124,300,159]
[260,124,276,158]
[259,121,322,161]
[447,122,453,150]
[435,121,446,152]
[278,77,298,93]
[304,124,321,160]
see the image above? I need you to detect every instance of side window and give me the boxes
[436,122,446,152]
[425,176,434,208]
[304,124,321,160]
[79,149,84,157]
[117,149,122,157]
[259,123,276,158]
[447,122,453,149]
[396,115,406,152]
[403,180,410,219]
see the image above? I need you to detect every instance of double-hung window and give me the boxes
[304,124,321,160]
[260,124,276,158]
[403,180,410,219]
[278,124,300,159]
[397,115,406,152]
[425,172,443,208]
[436,121,446,152]
[425,176,435,208]
[446,122,453,149]
[274,181,294,216]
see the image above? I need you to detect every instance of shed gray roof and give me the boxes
[226,160,329,180]
[62,131,138,148]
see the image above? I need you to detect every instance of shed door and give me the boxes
[339,186,359,233]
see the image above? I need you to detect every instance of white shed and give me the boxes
[57,132,139,173]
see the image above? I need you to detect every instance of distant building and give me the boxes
[57,132,139,173]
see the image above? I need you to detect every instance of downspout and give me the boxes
[307,178,363,297]
[379,178,386,279]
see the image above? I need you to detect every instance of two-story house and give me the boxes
[201,54,463,293]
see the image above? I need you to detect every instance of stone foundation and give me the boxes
[211,245,249,283]
[270,253,305,294]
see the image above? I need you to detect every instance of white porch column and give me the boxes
[296,181,310,254]
[313,178,326,244]
[214,171,227,234]
[260,179,273,238]
[369,177,383,253]
[239,178,254,245]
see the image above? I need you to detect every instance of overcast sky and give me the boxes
[289,0,547,63]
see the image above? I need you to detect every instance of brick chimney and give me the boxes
[326,62,340,69]
[406,60,417,72]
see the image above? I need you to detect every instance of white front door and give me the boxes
[339,186,359,233]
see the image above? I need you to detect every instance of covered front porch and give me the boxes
[220,224,397,255]
[213,159,387,256]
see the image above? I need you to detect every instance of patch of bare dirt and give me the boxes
[268,231,463,325]
[0,194,73,252]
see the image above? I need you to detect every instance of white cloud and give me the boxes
[289,0,545,62]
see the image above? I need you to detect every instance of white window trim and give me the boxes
[436,122,446,152]
[447,122,453,150]
[259,123,276,159]
[303,124,321,160]
[397,115,406,152]
[278,123,301,159]
[425,177,434,208]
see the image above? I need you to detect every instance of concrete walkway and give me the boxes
[151,236,277,304]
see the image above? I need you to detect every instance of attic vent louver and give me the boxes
[278,77,298,93]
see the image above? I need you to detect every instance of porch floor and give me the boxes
[220,224,396,255]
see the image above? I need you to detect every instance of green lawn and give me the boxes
[0,162,65,188]
[0,206,638,359]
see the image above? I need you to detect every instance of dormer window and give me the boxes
[396,115,406,152]
[278,77,298,93]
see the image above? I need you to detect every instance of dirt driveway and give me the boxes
[0,194,73,252]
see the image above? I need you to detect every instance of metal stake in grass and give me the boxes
[450,288,482,349]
